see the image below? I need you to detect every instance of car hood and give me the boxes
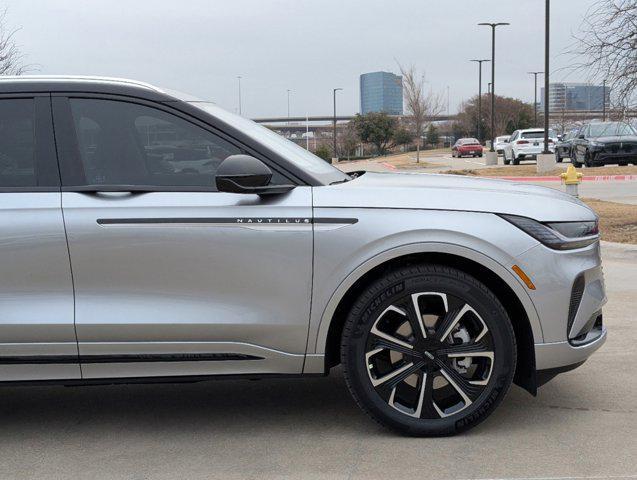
[314,171,595,222]
[592,135,637,144]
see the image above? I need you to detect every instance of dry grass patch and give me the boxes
[582,198,637,244]
[443,165,637,177]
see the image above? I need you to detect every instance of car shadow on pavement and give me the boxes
[0,367,580,437]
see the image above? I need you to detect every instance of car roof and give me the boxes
[0,75,176,101]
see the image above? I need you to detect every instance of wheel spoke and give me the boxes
[370,305,414,351]
[438,340,491,356]
[435,358,484,402]
[409,292,449,340]
[384,361,425,391]
[433,305,466,341]
[369,361,415,387]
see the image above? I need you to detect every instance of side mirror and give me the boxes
[216,155,295,195]
[578,134,585,139]
[557,135,564,141]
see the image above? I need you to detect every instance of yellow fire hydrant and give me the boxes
[560,164,583,197]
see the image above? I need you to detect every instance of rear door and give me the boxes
[53,95,313,379]
[0,95,79,381]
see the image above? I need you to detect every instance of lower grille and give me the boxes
[567,275,585,338]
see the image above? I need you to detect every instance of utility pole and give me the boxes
[471,59,490,141]
[287,89,291,125]
[479,22,510,151]
[332,88,343,163]
[528,71,544,127]
[603,79,607,121]
[542,0,550,154]
[237,76,242,115]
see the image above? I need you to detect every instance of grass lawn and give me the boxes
[582,198,637,244]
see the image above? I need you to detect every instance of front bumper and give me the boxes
[592,151,637,164]
[535,326,607,370]
[516,241,607,373]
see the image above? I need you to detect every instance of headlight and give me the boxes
[500,214,599,250]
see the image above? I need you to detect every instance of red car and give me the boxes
[452,138,484,158]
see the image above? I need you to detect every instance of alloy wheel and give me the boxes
[364,291,494,419]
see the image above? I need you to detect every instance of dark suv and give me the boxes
[571,121,637,167]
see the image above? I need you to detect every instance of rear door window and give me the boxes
[0,99,36,187]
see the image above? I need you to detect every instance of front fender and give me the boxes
[305,209,543,370]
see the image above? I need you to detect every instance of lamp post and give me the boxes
[287,89,291,125]
[471,59,490,141]
[478,22,510,151]
[602,78,607,121]
[237,76,242,115]
[333,88,343,163]
[528,71,544,127]
[542,0,551,154]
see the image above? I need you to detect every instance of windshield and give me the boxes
[189,102,350,184]
[459,138,480,145]
[589,122,636,137]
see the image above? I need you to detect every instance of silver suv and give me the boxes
[0,77,606,436]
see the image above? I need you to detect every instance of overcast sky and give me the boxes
[5,0,597,118]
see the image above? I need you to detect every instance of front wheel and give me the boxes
[556,151,562,163]
[341,264,516,436]
[503,150,511,165]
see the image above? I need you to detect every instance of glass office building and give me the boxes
[540,83,610,111]
[360,71,403,115]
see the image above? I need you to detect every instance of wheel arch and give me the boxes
[315,245,540,395]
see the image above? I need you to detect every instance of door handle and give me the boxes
[65,185,152,196]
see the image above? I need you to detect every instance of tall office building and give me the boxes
[360,71,403,115]
[540,82,610,111]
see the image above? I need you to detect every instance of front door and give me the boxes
[53,96,313,379]
[0,95,79,381]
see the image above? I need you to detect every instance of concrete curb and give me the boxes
[491,174,637,182]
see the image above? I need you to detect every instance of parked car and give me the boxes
[555,130,578,163]
[503,129,558,165]
[451,138,483,158]
[571,121,637,167]
[494,135,510,155]
[0,76,606,436]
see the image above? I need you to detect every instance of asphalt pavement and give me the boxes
[0,242,635,480]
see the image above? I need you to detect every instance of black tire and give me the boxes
[571,150,582,168]
[584,151,594,168]
[512,154,521,165]
[341,264,516,437]
[503,150,511,165]
[555,151,562,163]
[478,153,483,158]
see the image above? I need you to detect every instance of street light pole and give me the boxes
[471,59,490,141]
[333,88,343,163]
[543,0,550,154]
[602,78,607,121]
[287,89,291,125]
[528,71,544,127]
[479,22,510,152]
[237,76,242,115]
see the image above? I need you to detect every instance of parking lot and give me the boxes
[0,242,634,480]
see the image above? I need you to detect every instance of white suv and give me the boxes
[504,129,557,165]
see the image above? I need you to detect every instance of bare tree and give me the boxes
[571,0,637,110]
[0,7,33,75]
[399,64,445,162]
